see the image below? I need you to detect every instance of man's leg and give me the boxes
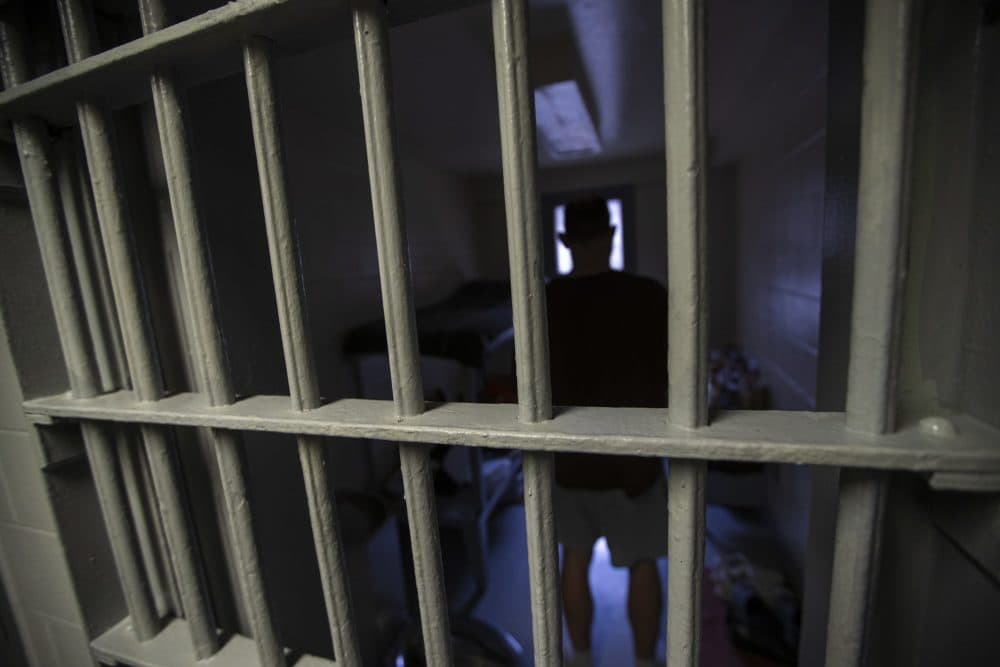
[627,559,662,662]
[561,546,594,654]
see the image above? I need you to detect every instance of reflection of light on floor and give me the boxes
[572,537,666,665]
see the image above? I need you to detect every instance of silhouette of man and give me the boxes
[547,198,668,667]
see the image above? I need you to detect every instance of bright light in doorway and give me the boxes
[554,198,624,276]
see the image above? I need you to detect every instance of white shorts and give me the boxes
[554,475,668,568]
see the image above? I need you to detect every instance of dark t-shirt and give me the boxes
[547,271,668,495]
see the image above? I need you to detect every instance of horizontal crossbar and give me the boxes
[0,0,483,125]
[24,390,1000,475]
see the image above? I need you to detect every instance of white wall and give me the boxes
[0,194,95,667]
[706,0,831,604]
[709,0,829,412]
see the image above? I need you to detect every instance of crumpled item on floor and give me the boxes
[709,553,800,664]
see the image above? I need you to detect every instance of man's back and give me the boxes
[546,270,668,494]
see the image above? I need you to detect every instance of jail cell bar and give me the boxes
[61,0,246,661]
[243,36,362,666]
[54,132,184,618]
[0,0,930,665]
[353,1,454,665]
[662,0,710,665]
[0,36,161,642]
[490,0,562,665]
[827,0,916,666]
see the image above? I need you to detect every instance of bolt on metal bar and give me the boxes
[243,37,362,666]
[0,21,160,640]
[352,1,453,664]
[135,0,286,663]
[54,0,221,656]
[489,0,561,664]
[827,0,916,665]
[663,0,708,665]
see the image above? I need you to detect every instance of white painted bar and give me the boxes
[0,0,485,125]
[663,0,708,664]
[489,0,561,664]
[352,1,452,664]
[667,459,706,665]
[55,138,120,392]
[116,429,173,616]
[55,0,221,655]
[520,451,560,666]
[24,391,1000,475]
[0,22,160,640]
[78,74,224,662]
[0,0,335,123]
[827,0,916,665]
[352,0,424,419]
[73,110,162,398]
[243,37,361,666]
[136,434,186,616]
[844,0,915,436]
[73,142,131,388]
[136,0,285,659]
[58,133,179,616]
[825,469,888,666]
[663,0,708,431]
[490,0,552,425]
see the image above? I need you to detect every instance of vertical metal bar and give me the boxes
[844,0,915,436]
[68,125,183,616]
[828,1,915,665]
[116,428,172,616]
[55,138,119,392]
[58,135,180,617]
[663,0,708,431]
[243,37,362,666]
[78,81,225,661]
[520,452,560,666]
[663,1,708,665]
[133,1,286,663]
[0,24,159,641]
[666,459,705,665]
[75,146,131,389]
[136,435,185,617]
[352,2,452,664]
[490,0,551,425]
[489,1,561,665]
[352,0,423,418]
[54,0,220,657]
[825,469,887,667]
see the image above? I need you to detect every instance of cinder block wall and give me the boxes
[0,307,91,667]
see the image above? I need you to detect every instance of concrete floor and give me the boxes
[419,503,789,667]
